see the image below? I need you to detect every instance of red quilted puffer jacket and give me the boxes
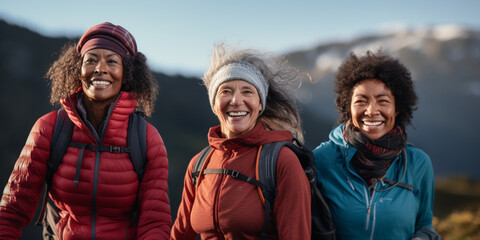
[0,91,171,239]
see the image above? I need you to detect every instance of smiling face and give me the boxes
[81,48,124,105]
[350,78,398,140]
[214,80,263,139]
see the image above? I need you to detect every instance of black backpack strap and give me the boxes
[202,169,265,189]
[257,140,321,239]
[294,140,336,240]
[126,112,148,225]
[127,112,147,181]
[257,140,311,198]
[256,141,288,239]
[257,142,284,203]
[36,108,74,226]
[189,146,212,240]
[48,108,74,184]
[191,146,212,187]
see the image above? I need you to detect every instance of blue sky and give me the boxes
[1,0,479,77]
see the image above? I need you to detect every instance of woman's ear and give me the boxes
[212,103,218,115]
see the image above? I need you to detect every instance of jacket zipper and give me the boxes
[68,96,98,239]
[66,94,125,239]
[363,187,370,230]
[80,104,102,240]
[370,203,377,240]
[213,159,227,239]
[364,181,377,231]
[125,225,130,240]
[213,179,221,238]
[91,151,101,239]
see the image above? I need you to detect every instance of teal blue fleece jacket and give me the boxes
[313,124,441,240]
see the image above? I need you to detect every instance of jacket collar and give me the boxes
[330,123,360,178]
[60,88,137,130]
[329,123,350,152]
[208,122,293,151]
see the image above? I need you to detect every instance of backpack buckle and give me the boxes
[110,146,122,153]
[228,169,240,179]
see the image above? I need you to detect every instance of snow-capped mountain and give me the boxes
[286,24,480,178]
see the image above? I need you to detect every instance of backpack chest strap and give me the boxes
[68,141,130,187]
[202,168,266,190]
[69,142,131,153]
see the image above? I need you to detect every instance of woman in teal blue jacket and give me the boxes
[313,50,441,240]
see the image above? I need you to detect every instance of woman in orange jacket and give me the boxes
[171,44,311,239]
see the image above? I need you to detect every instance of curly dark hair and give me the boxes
[47,42,158,117]
[334,50,417,128]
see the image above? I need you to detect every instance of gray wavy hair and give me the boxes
[203,43,304,142]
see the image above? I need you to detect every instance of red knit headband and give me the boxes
[76,22,137,58]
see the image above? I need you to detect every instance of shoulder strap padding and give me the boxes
[47,108,74,185]
[36,108,73,226]
[191,146,213,187]
[127,112,148,181]
[257,140,316,239]
[257,142,281,204]
[257,140,316,205]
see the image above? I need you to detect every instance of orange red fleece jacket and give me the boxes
[171,123,311,239]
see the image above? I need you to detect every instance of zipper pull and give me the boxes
[347,177,355,191]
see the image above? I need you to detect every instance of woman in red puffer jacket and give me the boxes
[0,22,171,240]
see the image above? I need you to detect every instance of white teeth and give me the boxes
[364,121,382,126]
[228,112,247,117]
[91,81,111,86]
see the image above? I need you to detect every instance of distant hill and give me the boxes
[285,25,480,179]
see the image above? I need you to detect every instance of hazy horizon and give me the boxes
[1,0,479,76]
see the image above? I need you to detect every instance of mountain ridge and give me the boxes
[285,24,480,178]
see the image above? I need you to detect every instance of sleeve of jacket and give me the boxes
[136,124,172,240]
[274,147,311,239]
[411,148,441,240]
[170,153,199,240]
[0,112,55,239]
